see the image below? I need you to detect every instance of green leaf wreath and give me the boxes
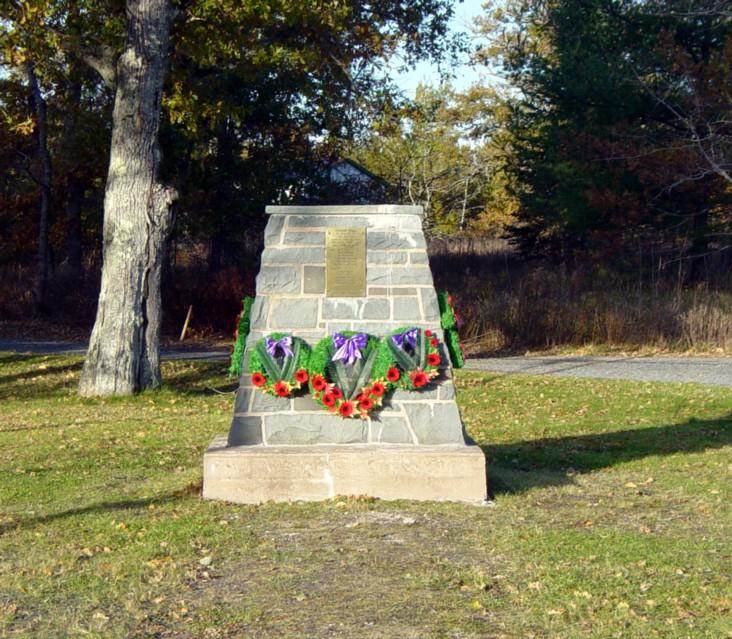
[228,296,254,377]
[380,326,442,390]
[248,333,311,397]
[248,329,446,419]
[438,291,465,369]
[307,331,394,419]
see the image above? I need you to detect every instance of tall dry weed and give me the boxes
[429,236,732,354]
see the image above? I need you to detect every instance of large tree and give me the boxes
[477,0,731,267]
[352,85,492,234]
[1,0,458,395]
[79,0,177,395]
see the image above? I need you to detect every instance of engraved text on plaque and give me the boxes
[325,227,366,297]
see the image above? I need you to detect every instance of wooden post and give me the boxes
[179,305,193,342]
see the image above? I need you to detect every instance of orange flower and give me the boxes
[251,372,266,387]
[322,392,336,407]
[427,353,441,366]
[338,401,355,417]
[411,371,428,388]
[312,374,327,391]
[274,381,290,397]
[369,381,386,397]
[358,396,374,411]
[295,369,309,383]
[386,367,400,382]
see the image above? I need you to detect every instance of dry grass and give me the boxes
[429,238,732,355]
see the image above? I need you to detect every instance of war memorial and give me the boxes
[203,205,487,503]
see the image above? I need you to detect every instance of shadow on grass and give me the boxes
[0,353,45,367]
[163,361,232,396]
[0,360,82,386]
[484,413,732,495]
[0,355,229,399]
[0,482,202,534]
[0,361,84,400]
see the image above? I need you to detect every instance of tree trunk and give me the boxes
[62,80,84,279]
[79,0,177,397]
[208,232,225,272]
[25,63,53,314]
[65,176,84,277]
[688,206,710,284]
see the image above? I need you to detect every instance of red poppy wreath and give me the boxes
[381,326,442,390]
[307,331,389,419]
[248,333,311,397]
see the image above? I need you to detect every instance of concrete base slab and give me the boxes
[203,436,488,504]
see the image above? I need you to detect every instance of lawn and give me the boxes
[0,353,730,638]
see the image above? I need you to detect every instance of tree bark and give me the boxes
[25,63,53,314]
[79,0,177,397]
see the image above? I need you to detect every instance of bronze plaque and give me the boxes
[325,227,366,297]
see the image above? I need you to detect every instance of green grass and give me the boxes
[0,353,730,638]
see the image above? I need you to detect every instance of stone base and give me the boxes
[202,436,488,504]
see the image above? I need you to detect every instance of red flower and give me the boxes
[295,369,309,383]
[369,381,386,397]
[411,371,428,388]
[427,353,441,366]
[338,401,355,417]
[331,386,343,399]
[251,372,266,387]
[358,396,374,411]
[322,392,336,407]
[430,338,438,347]
[386,367,400,382]
[274,381,290,397]
[312,374,327,391]
[425,329,432,337]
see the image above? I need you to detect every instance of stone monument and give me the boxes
[203,205,487,503]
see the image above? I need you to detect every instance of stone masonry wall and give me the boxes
[227,205,467,447]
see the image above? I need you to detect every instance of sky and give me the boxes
[392,0,489,97]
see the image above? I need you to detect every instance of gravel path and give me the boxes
[1,341,729,387]
[465,355,731,387]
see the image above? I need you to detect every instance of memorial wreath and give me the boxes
[305,327,444,419]
[307,331,395,419]
[248,333,311,397]
[381,326,442,390]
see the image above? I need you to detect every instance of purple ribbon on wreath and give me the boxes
[265,336,294,358]
[391,327,418,352]
[332,333,368,366]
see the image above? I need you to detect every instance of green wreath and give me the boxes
[308,331,392,419]
[438,291,465,369]
[248,333,311,397]
[228,296,254,377]
[379,327,442,390]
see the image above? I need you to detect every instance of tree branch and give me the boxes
[53,32,118,88]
